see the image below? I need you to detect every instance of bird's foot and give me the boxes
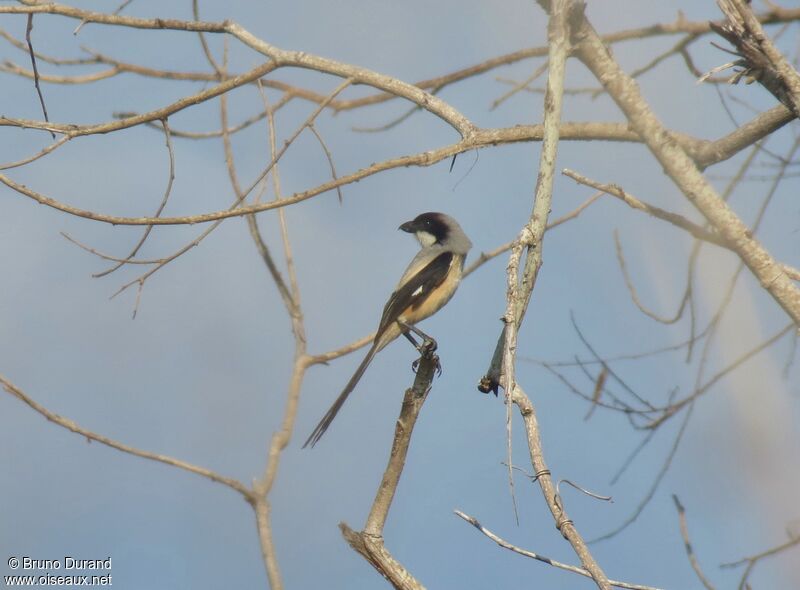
[411,337,441,375]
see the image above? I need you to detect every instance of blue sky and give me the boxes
[1,1,799,588]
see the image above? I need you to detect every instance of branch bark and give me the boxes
[572,5,800,327]
[493,2,613,589]
[340,346,439,589]
[713,0,800,117]
[0,374,251,497]
[562,168,800,281]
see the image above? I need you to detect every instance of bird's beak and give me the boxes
[399,220,416,233]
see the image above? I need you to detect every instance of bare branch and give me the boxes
[563,169,800,283]
[24,14,54,138]
[463,192,602,279]
[191,0,223,77]
[501,0,578,529]
[648,323,794,428]
[0,373,251,498]
[308,124,343,203]
[454,510,663,590]
[512,384,612,588]
[712,0,800,118]
[573,15,800,325]
[3,2,800,119]
[94,119,176,281]
[672,495,717,590]
[616,229,692,323]
[253,500,283,590]
[0,26,98,64]
[591,405,693,543]
[2,104,793,227]
[340,347,439,589]
[0,134,70,170]
[721,533,800,590]
[1,60,279,136]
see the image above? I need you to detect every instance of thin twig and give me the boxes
[720,533,800,590]
[60,233,166,265]
[573,7,800,327]
[0,374,250,497]
[491,60,549,110]
[571,313,656,411]
[3,3,800,118]
[563,169,800,281]
[648,323,795,429]
[94,118,176,282]
[73,0,133,35]
[454,510,663,590]
[192,0,223,77]
[614,231,691,324]
[591,404,694,543]
[25,14,54,139]
[0,135,70,170]
[97,81,352,309]
[609,430,656,485]
[308,124,343,203]
[2,106,793,227]
[672,495,717,590]
[463,192,601,279]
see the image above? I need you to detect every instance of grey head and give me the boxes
[398,212,472,255]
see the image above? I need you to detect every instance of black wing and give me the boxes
[376,251,454,336]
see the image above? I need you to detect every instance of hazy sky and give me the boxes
[2,1,798,588]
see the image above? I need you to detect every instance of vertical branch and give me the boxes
[340,349,439,590]
[362,351,438,538]
[503,0,569,481]
[263,89,305,342]
[515,0,571,321]
[500,2,613,588]
[236,81,353,589]
[252,359,309,590]
[215,43,309,590]
[498,0,575,523]
[254,500,284,590]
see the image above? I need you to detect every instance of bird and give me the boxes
[303,212,472,448]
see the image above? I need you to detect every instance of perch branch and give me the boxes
[340,345,439,589]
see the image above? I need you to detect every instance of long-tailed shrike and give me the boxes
[303,212,472,447]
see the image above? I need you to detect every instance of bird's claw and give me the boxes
[421,337,438,354]
[411,351,441,376]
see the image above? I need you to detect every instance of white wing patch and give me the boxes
[412,285,424,297]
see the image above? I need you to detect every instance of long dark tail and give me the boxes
[303,343,379,448]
